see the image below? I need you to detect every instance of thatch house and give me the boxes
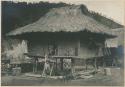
[7,5,116,74]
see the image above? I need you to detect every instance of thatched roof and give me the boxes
[7,5,115,37]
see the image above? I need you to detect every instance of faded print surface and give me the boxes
[1,0,124,86]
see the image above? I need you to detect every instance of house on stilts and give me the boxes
[6,5,117,77]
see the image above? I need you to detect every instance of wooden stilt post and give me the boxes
[60,58,63,70]
[56,58,57,70]
[102,57,106,72]
[33,58,35,73]
[85,59,87,70]
[103,48,107,67]
[36,59,38,73]
[94,57,97,72]
[34,57,38,73]
[103,57,104,68]
[33,63,34,73]
[35,61,36,73]
[71,58,75,75]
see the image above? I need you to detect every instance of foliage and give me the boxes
[2,1,68,36]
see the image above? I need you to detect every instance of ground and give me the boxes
[1,73,123,86]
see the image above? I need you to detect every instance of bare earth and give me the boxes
[1,73,123,86]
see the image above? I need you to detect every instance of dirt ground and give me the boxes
[1,73,124,86]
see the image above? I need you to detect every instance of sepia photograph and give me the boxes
[1,0,124,86]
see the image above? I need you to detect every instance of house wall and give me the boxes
[28,38,103,59]
[28,41,48,56]
[28,39,78,56]
[58,40,78,56]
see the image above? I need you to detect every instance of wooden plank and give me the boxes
[24,53,45,58]
[25,73,41,77]
[24,53,78,59]
[52,56,78,58]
